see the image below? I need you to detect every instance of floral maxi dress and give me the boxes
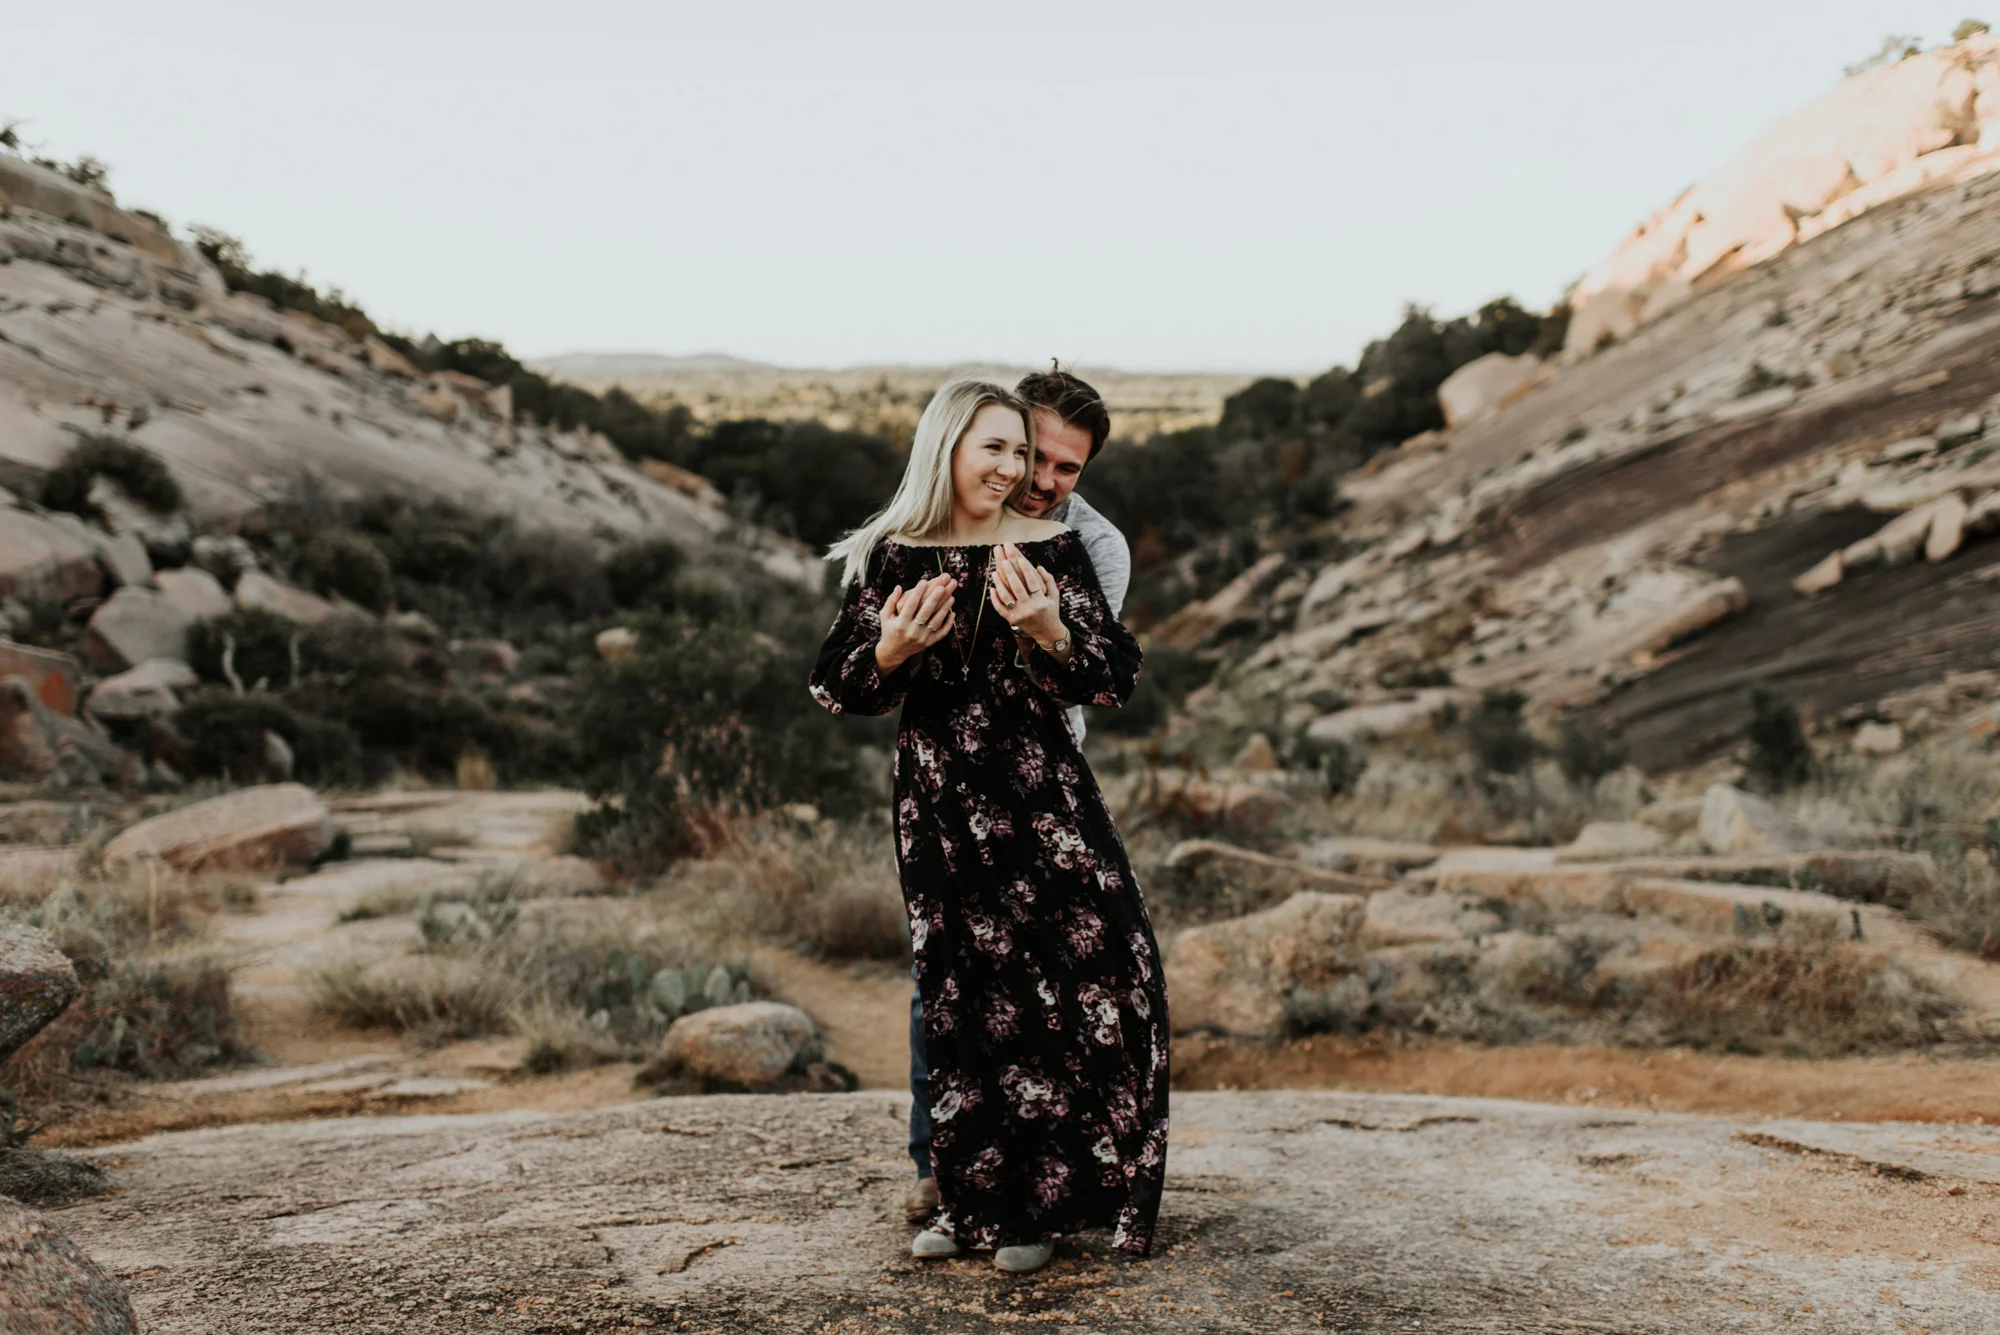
[808,531,1169,1255]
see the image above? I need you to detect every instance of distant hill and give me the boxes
[530,351,776,380]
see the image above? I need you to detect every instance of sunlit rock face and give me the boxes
[1567,37,2000,358]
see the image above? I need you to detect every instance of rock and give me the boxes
[387,610,445,644]
[80,587,195,671]
[153,566,232,621]
[1361,888,1500,948]
[1855,503,1938,569]
[1231,733,1279,772]
[92,529,153,590]
[595,627,637,661]
[0,924,81,1063]
[0,1146,109,1207]
[1792,550,1843,597]
[1852,721,1906,755]
[1966,490,2000,535]
[1627,578,1748,657]
[0,1198,137,1335]
[1149,552,1287,648]
[101,782,333,871]
[1305,690,1461,745]
[1298,837,1441,875]
[233,570,335,625]
[450,638,518,682]
[0,678,130,787]
[189,534,259,584]
[0,641,83,715]
[1555,821,1667,862]
[1165,891,1366,1037]
[656,1002,824,1086]
[1472,931,1579,1002]
[1936,411,1986,448]
[0,510,104,603]
[1634,796,1707,837]
[1157,779,1295,830]
[1164,839,1385,893]
[85,656,197,722]
[363,336,419,379]
[1698,783,1814,856]
[1926,493,1968,562]
[1437,352,1544,426]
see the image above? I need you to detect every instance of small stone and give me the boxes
[1926,493,1968,562]
[596,627,637,661]
[1936,412,1986,448]
[655,1001,823,1087]
[85,656,197,721]
[1851,721,1905,755]
[1792,550,1843,597]
[1232,732,1279,772]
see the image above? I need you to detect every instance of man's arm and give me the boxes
[1063,492,1131,620]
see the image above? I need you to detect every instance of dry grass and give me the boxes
[1649,943,1959,1055]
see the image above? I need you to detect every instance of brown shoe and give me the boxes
[902,1176,939,1225]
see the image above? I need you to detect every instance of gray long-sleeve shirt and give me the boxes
[1046,491,1130,743]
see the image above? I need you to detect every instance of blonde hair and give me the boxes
[825,378,1035,586]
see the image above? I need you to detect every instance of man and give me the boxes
[904,364,1132,1224]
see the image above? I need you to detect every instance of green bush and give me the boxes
[69,957,249,1079]
[297,529,394,612]
[1467,689,1536,777]
[1555,713,1630,789]
[174,689,363,785]
[1745,686,1815,791]
[606,538,687,610]
[573,611,872,872]
[40,435,184,518]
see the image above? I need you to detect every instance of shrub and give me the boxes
[1554,713,1629,789]
[1745,686,1814,791]
[1652,942,1956,1054]
[1293,733,1369,797]
[40,435,184,518]
[1218,378,1302,439]
[296,528,394,612]
[174,689,363,786]
[572,612,873,872]
[1467,689,1536,776]
[606,538,686,610]
[68,957,247,1077]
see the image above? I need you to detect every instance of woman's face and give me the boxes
[950,403,1031,526]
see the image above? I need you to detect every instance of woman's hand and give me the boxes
[875,574,958,674]
[988,543,1068,658]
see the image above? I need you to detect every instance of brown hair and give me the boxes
[1015,361,1110,462]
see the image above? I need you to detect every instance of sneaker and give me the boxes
[911,1229,960,1259]
[902,1176,940,1225]
[993,1240,1053,1273]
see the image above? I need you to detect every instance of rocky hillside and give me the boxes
[0,154,784,557]
[1180,36,2000,771]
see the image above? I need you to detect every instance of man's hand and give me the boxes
[875,574,957,674]
[988,544,1068,659]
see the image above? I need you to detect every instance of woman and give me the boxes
[810,378,1168,1271]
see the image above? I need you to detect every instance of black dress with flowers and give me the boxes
[808,530,1168,1255]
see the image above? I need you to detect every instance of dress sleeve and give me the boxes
[1022,534,1143,709]
[808,557,913,717]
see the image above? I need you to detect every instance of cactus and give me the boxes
[649,968,689,1016]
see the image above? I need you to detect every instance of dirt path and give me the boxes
[54,1089,2000,1333]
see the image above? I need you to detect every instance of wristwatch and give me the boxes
[1046,631,1071,655]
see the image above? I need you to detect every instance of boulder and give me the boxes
[1231,733,1279,773]
[0,678,130,787]
[100,782,333,871]
[80,587,195,671]
[1698,784,1814,856]
[85,657,197,722]
[450,639,518,682]
[595,627,637,661]
[1165,891,1366,1037]
[1626,578,1749,657]
[1851,721,1906,755]
[153,566,232,621]
[1150,552,1287,648]
[0,1198,137,1335]
[1305,690,1460,745]
[1555,821,1667,862]
[189,534,259,584]
[1852,503,1938,569]
[0,510,103,603]
[0,924,80,1063]
[1926,493,1969,562]
[656,1001,824,1086]
[1437,352,1544,426]
[1792,550,1843,597]
[0,641,83,715]
[1361,888,1501,948]
[233,571,335,625]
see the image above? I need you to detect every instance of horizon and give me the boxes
[6,2,1990,374]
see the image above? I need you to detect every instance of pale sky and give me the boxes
[5,3,1986,373]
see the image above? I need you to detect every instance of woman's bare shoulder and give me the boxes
[999,514,1070,544]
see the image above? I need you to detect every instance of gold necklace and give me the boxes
[933,546,990,683]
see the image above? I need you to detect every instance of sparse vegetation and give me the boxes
[1745,686,1815,791]
[40,434,184,518]
[1467,689,1536,777]
[1554,713,1630,790]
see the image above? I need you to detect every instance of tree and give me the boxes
[1955,19,1990,43]
[1218,378,1302,439]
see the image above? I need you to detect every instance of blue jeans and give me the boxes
[908,966,931,1179]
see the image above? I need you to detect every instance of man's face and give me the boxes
[1015,407,1094,518]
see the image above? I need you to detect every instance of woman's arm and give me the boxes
[810,567,954,716]
[988,540,1142,709]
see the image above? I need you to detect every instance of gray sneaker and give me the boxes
[911,1229,960,1259]
[993,1240,1053,1273]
